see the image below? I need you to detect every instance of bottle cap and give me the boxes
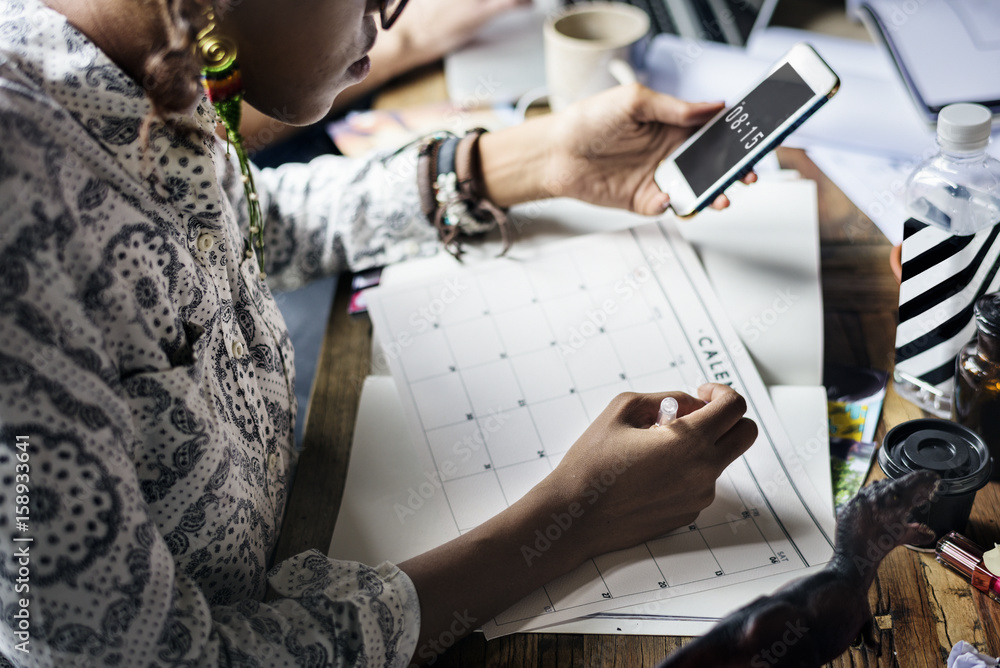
[937,103,993,152]
[879,419,992,546]
[879,419,991,494]
[975,292,1000,337]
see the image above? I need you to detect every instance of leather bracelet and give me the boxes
[417,133,448,222]
[454,129,512,254]
[436,136,460,183]
[417,129,512,258]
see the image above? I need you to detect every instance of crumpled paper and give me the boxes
[949,641,1000,668]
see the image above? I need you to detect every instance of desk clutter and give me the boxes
[894,103,1000,416]
[363,219,835,638]
[322,2,1000,659]
[329,177,842,639]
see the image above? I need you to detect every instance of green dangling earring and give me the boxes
[196,6,266,279]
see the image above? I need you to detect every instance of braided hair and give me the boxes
[141,0,209,117]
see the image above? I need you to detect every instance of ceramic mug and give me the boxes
[543,2,650,112]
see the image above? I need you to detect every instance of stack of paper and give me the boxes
[329,178,837,637]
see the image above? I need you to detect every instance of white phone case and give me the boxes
[654,42,839,217]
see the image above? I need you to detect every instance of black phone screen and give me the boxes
[675,63,816,198]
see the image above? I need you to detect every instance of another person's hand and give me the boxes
[546,84,758,215]
[529,383,758,562]
[391,0,532,64]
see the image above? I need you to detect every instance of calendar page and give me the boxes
[366,220,834,637]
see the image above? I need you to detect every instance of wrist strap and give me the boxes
[417,129,512,259]
[436,136,460,181]
[455,129,513,255]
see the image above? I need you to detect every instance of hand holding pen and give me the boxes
[541,384,757,560]
[653,397,679,427]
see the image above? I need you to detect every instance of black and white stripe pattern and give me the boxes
[895,218,1000,393]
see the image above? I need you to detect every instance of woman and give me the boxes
[0,0,758,665]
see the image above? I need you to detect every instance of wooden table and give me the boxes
[272,62,1000,668]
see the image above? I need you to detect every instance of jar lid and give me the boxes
[879,419,992,494]
[937,103,993,152]
[975,292,1000,337]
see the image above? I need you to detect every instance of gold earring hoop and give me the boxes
[197,6,266,279]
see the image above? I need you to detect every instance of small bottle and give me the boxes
[905,103,1000,236]
[953,292,1000,478]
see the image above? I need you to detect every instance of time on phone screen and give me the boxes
[675,62,815,197]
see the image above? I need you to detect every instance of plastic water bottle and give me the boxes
[905,103,1000,236]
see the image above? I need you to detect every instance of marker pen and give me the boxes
[653,397,679,427]
[935,532,1000,602]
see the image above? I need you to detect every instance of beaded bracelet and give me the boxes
[418,129,512,259]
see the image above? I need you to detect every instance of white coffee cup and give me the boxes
[543,2,650,112]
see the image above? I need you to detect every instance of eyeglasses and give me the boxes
[380,0,410,29]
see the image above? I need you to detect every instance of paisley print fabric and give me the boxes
[0,0,430,665]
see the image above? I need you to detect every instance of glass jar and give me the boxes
[953,292,1000,478]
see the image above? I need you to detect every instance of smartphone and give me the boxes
[654,42,839,218]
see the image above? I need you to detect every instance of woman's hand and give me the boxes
[549,84,757,215]
[400,384,756,662]
[480,84,757,214]
[529,383,758,560]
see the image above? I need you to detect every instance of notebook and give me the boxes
[858,0,1000,123]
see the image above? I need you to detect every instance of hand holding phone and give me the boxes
[654,43,839,217]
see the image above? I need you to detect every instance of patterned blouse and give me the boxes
[0,1,442,665]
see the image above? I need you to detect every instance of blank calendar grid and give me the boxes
[383,241,788,598]
[388,245,700,530]
[369,225,828,633]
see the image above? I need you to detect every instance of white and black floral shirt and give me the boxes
[0,1,439,665]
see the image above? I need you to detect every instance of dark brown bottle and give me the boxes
[953,292,1000,479]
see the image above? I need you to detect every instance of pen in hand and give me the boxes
[652,397,679,427]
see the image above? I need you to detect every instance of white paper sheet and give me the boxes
[443,6,548,106]
[536,383,830,635]
[364,221,835,637]
[349,178,831,637]
[374,177,824,388]
[329,378,830,637]
[676,179,823,387]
